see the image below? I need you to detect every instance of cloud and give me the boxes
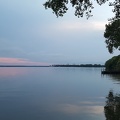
[92,21,106,30]
[51,21,106,31]
[0,57,49,65]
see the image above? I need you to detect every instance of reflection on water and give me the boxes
[104,90,120,120]
[0,67,120,120]
[102,74,120,83]
[0,67,28,77]
[57,102,104,115]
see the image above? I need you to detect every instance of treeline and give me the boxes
[52,64,104,67]
[105,55,120,72]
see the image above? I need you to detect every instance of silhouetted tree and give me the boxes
[44,0,120,19]
[104,19,120,53]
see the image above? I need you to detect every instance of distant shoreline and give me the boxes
[0,64,105,68]
[52,64,105,67]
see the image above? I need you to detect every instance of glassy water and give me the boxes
[0,67,120,120]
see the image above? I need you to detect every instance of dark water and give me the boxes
[0,67,120,120]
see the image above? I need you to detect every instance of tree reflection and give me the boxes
[104,90,120,120]
[107,74,120,82]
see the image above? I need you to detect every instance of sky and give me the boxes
[0,0,119,65]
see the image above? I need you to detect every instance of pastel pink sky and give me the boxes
[0,57,49,65]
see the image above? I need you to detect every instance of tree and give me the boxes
[105,55,120,71]
[43,0,120,19]
[109,0,120,21]
[43,0,120,55]
[104,19,120,53]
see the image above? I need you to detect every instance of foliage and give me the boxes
[109,0,120,21]
[43,0,120,55]
[43,0,120,19]
[104,19,120,53]
[105,55,120,71]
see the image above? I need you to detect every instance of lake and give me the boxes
[0,67,120,120]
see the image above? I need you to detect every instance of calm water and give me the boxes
[0,67,120,120]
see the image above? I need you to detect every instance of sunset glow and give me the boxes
[0,57,49,65]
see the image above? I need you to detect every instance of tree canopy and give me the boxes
[44,0,120,19]
[105,55,120,71]
[44,0,120,55]
[104,19,120,53]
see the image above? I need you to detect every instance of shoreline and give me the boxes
[101,71,120,74]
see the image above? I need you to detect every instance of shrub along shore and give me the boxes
[102,55,120,74]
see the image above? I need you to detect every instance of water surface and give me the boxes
[0,67,120,120]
